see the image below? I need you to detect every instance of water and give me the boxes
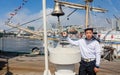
[0,37,43,53]
[0,37,120,56]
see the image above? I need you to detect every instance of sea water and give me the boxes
[0,37,43,53]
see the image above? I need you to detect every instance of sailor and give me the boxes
[62,28,101,75]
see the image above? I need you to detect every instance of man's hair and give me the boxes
[84,28,93,32]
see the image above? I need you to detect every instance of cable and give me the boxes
[67,9,77,20]
[6,0,29,24]
[5,13,51,31]
[109,0,120,14]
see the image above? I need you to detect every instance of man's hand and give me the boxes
[94,67,100,73]
[62,32,68,37]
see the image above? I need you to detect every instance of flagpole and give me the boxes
[43,0,51,75]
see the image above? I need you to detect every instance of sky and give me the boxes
[0,0,120,31]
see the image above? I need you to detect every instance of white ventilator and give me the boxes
[49,44,81,75]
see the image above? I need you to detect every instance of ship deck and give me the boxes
[0,55,120,75]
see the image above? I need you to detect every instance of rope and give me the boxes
[108,0,120,15]
[6,0,29,24]
[5,13,51,31]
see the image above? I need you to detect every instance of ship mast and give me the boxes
[43,0,51,75]
[53,0,107,28]
[85,0,93,28]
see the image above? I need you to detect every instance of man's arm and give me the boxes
[94,41,101,73]
[62,32,79,46]
[67,37,79,46]
[95,41,101,68]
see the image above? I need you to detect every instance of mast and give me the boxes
[58,0,107,28]
[43,0,51,75]
[85,0,93,28]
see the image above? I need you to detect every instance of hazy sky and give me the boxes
[0,0,120,31]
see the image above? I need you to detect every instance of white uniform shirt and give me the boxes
[67,37,101,66]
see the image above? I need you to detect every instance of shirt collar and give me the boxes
[85,36,95,41]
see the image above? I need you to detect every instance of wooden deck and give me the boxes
[0,56,120,75]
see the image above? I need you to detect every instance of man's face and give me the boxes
[85,30,93,40]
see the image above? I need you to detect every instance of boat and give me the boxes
[0,0,120,75]
[50,0,120,61]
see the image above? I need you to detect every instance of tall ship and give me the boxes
[0,0,120,75]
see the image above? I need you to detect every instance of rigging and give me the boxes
[6,0,28,24]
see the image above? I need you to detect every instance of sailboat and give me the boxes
[5,0,120,74]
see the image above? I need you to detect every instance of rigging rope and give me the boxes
[5,13,51,31]
[63,0,85,21]
[6,0,28,24]
[108,0,120,15]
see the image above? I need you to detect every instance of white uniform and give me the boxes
[67,37,101,66]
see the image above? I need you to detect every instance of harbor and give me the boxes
[0,35,120,75]
[0,0,120,75]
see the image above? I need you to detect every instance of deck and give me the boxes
[0,56,120,75]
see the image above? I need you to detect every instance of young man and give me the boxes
[62,28,101,75]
